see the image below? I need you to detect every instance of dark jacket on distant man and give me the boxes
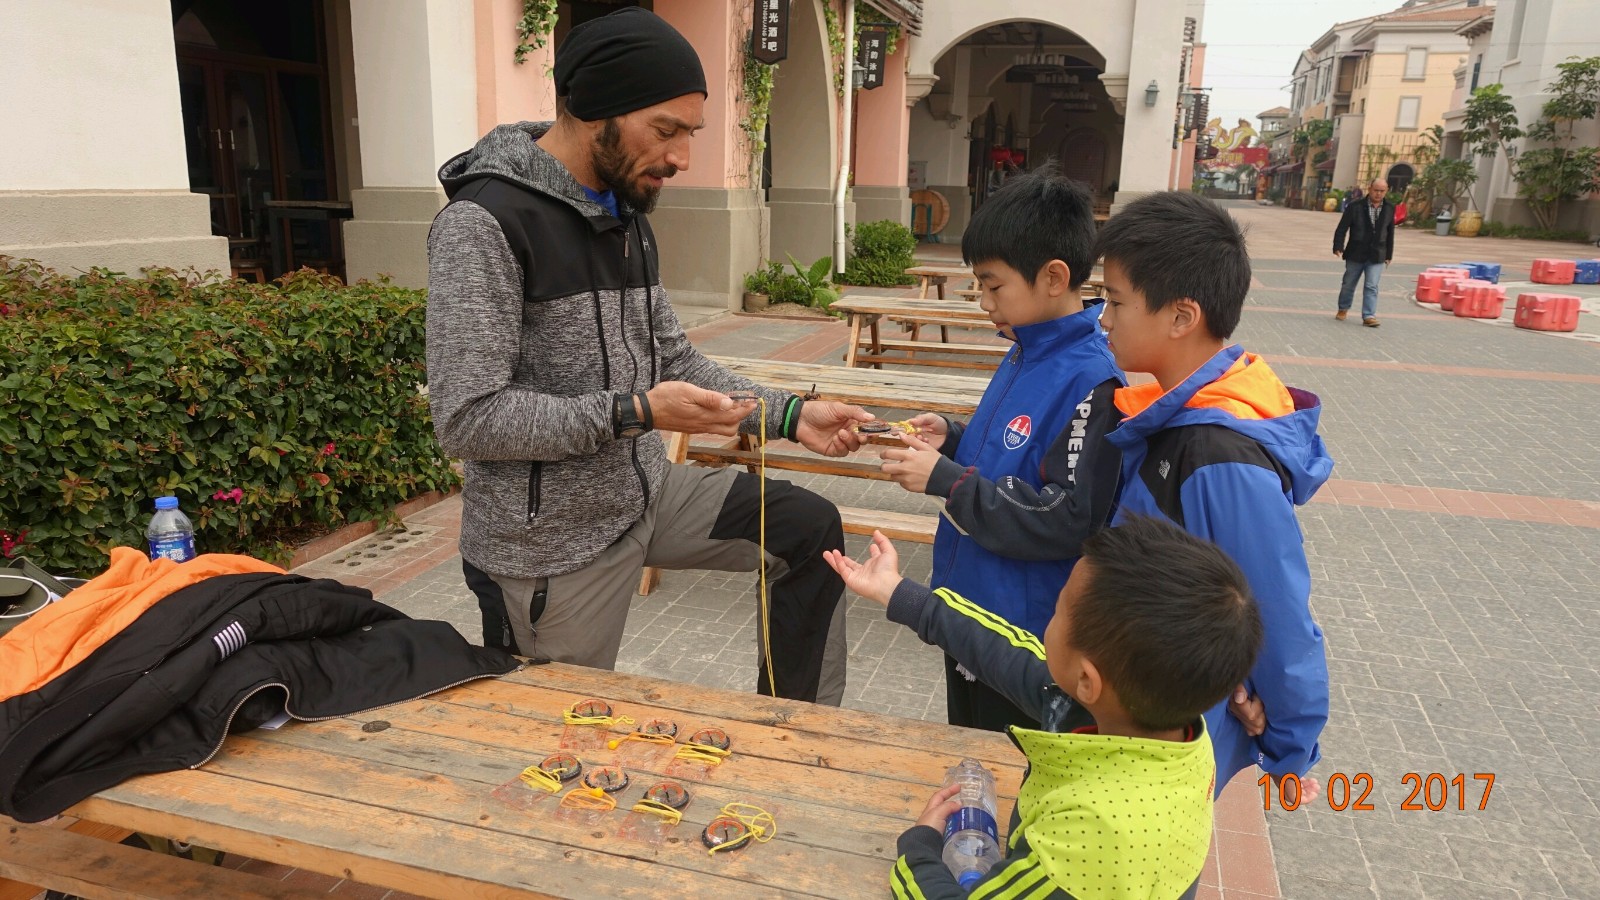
[1333,199,1396,264]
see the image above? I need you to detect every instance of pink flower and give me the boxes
[213,488,243,504]
[212,489,227,501]
[0,529,26,559]
[320,442,338,458]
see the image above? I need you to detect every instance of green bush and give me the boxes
[1475,220,1591,242]
[841,219,917,287]
[0,259,460,575]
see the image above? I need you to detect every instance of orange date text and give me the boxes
[1258,772,1495,812]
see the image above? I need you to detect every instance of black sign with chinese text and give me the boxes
[751,0,790,64]
[858,27,888,90]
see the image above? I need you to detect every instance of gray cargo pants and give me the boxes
[462,465,847,705]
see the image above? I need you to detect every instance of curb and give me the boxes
[287,489,459,570]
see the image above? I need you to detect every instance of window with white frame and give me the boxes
[1404,47,1428,80]
[1396,96,1421,130]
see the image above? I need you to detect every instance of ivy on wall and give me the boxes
[854,1,901,58]
[514,0,559,64]
[823,1,846,97]
[741,44,777,171]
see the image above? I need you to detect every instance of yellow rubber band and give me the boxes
[674,744,731,766]
[562,705,636,729]
[706,801,778,855]
[757,399,777,697]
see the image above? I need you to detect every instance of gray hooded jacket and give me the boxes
[426,122,794,578]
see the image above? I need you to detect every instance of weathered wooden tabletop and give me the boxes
[68,663,1023,899]
[831,295,993,321]
[710,355,990,415]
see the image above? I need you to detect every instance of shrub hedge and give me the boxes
[0,259,459,575]
[840,220,918,287]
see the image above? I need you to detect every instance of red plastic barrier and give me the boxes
[1415,271,1446,303]
[1530,259,1577,285]
[1513,293,1581,332]
[1454,283,1506,319]
[1442,278,1489,312]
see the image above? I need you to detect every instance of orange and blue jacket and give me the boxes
[1107,344,1333,789]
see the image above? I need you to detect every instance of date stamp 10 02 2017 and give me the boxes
[1259,772,1496,813]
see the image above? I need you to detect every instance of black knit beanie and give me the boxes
[554,8,707,121]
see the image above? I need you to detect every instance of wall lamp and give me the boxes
[1144,80,1161,107]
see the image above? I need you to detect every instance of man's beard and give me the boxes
[591,119,677,214]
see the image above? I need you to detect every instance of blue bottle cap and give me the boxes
[154,496,179,510]
[959,871,984,889]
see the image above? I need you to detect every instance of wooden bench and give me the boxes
[904,264,974,300]
[707,355,989,415]
[0,819,328,900]
[829,296,998,369]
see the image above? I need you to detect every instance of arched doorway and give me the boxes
[909,20,1121,237]
[764,0,838,267]
[1386,162,1415,195]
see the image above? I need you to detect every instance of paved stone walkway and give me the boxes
[280,203,1599,899]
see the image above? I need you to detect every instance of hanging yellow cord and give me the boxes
[706,802,778,856]
[630,799,685,826]
[517,764,566,794]
[674,743,732,766]
[606,732,677,751]
[559,786,617,811]
[756,398,777,697]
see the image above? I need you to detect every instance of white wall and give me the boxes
[0,0,190,190]
[910,0,1136,81]
[348,0,479,188]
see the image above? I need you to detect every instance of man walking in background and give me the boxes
[1333,177,1395,327]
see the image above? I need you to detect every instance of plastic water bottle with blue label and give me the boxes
[146,496,196,562]
[942,758,1003,890]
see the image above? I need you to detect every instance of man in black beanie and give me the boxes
[425,8,869,705]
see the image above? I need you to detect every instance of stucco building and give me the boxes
[2,0,1205,311]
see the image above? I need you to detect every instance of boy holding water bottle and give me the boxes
[825,516,1262,899]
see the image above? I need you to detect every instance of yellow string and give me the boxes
[674,743,731,766]
[631,799,685,826]
[563,705,636,729]
[706,802,778,856]
[607,732,677,751]
[757,398,776,697]
[559,786,617,811]
[517,764,565,794]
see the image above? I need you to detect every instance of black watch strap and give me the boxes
[635,391,654,431]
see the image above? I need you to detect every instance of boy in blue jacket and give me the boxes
[825,516,1263,899]
[880,170,1122,734]
[1094,191,1332,794]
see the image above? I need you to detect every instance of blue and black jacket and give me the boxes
[924,307,1123,638]
[1106,344,1333,789]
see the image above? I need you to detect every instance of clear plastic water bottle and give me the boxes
[942,758,1003,890]
[146,496,196,562]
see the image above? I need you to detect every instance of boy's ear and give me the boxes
[1071,657,1105,707]
[1168,297,1206,339]
[1037,260,1072,298]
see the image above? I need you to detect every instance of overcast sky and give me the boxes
[1201,0,1408,128]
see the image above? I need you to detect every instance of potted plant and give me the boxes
[1325,188,1346,212]
[742,261,782,311]
[786,254,840,311]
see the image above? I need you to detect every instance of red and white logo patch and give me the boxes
[1003,415,1033,450]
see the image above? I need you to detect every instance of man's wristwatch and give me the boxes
[613,392,652,439]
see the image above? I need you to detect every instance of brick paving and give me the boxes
[232,202,1600,898]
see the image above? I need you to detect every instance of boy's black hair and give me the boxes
[1093,191,1252,339]
[1069,515,1262,732]
[962,166,1096,289]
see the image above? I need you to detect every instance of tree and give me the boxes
[1409,124,1476,218]
[1463,60,1600,230]
[1512,56,1600,230]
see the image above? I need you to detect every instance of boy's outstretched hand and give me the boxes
[822,530,904,606]
[880,431,943,494]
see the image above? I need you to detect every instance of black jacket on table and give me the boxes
[1333,199,1396,264]
[0,549,519,822]
[885,580,1214,900]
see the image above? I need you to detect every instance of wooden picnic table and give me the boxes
[30,663,1023,900]
[829,295,1006,370]
[710,354,990,415]
[904,264,975,300]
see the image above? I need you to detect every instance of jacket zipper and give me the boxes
[526,461,542,522]
[194,668,519,769]
[933,344,1025,587]
[620,225,650,510]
